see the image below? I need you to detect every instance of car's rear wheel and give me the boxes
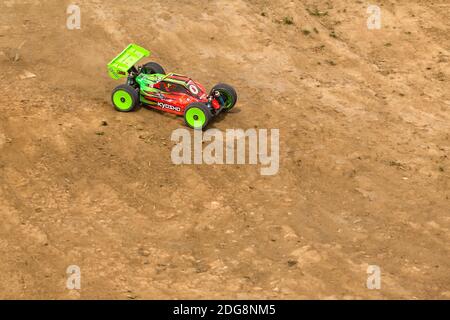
[184,103,212,130]
[211,83,237,111]
[111,84,139,112]
[142,62,166,75]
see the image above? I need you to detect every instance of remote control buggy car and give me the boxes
[107,44,238,129]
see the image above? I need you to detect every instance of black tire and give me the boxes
[111,84,139,112]
[142,62,166,75]
[184,103,212,130]
[211,83,238,111]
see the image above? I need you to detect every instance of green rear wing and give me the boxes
[107,44,150,80]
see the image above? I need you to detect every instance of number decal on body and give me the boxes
[189,84,199,95]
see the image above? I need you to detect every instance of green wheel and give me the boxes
[111,84,139,112]
[211,83,237,111]
[184,103,212,130]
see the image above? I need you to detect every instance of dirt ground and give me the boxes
[0,0,449,299]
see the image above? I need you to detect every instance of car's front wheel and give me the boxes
[211,83,237,111]
[184,103,212,130]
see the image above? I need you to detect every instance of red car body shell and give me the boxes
[139,73,220,116]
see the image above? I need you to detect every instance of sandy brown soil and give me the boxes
[0,0,449,299]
